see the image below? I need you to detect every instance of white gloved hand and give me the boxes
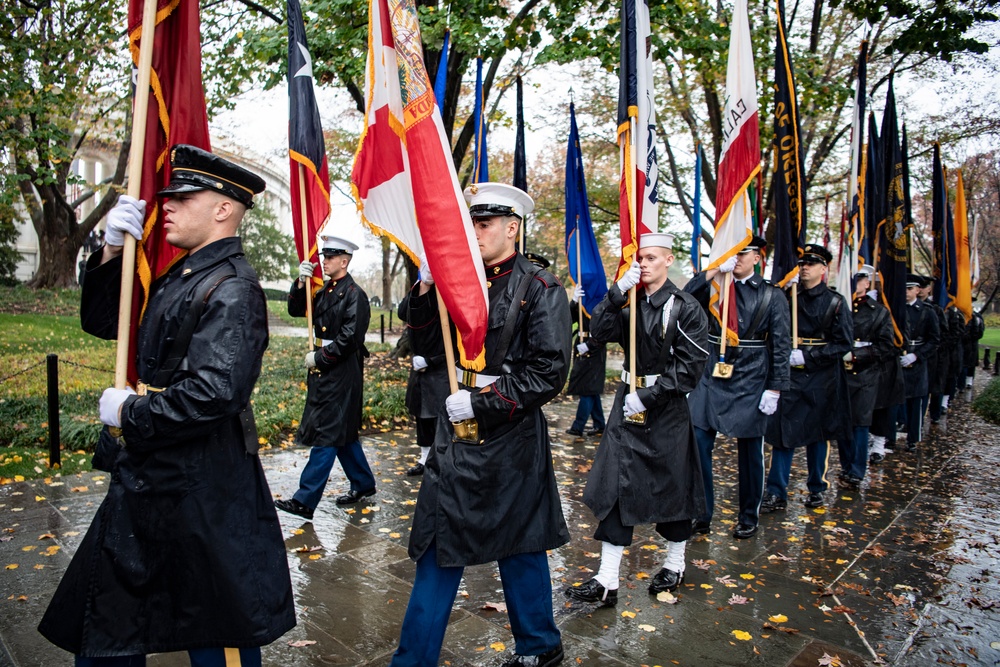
[420,255,434,285]
[900,353,917,367]
[577,342,590,355]
[717,256,737,274]
[304,351,318,369]
[758,389,780,415]
[104,196,146,246]
[867,289,878,300]
[573,284,585,301]
[412,355,428,371]
[616,261,641,293]
[843,351,854,362]
[789,349,805,367]
[99,387,136,428]
[446,390,475,421]
[623,392,646,417]
[298,261,317,281]
[787,272,800,285]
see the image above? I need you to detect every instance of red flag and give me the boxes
[352,0,488,370]
[127,0,211,384]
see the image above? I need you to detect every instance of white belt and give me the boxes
[620,370,659,388]
[456,367,500,389]
[315,338,332,347]
[853,341,872,348]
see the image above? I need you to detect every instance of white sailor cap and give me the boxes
[320,235,359,257]
[638,232,674,249]
[463,182,534,220]
[854,264,876,281]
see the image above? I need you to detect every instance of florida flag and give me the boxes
[708,0,759,344]
[351,0,488,370]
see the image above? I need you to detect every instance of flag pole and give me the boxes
[791,283,799,350]
[114,0,158,390]
[437,290,459,395]
[719,272,732,358]
[576,216,584,336]
[627,116,639,406]
[297,163,315,348]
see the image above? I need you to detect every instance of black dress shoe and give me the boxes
[906,442,917,452]
[733,523,758,539]
[869,452,885,464]
[692,519,711,535]
[586,427,605,437]
[564,578,617,606]
[501,643,564,667]
[565,427,583,436]
[804,492,824,508]
[845,474,864,486]
[335,488,376,505]
[274,498,314,520]
[759,494,786,514]
[648,567,684,594]
[405,462,425,476]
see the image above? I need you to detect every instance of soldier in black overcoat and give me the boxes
[390,183,571,667]
[899,275,940,451]
[397,258,450,476]
[274,234,376,520]
[39,146,295,664]
[685,235,790,539]
[836,265,896,485]
[959,306,985,388]
[762,244,853,513]
[564,233,710,606]
[919,276,950,424]
[566,289,608,436]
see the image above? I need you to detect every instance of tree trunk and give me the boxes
[27,201,82,289]
[381,235,392,308]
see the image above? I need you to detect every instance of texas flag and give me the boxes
[707,0,759,344]
[351,0,488,370]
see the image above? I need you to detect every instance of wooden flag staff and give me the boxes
[624,114,645,425]
[576,217,584,339]
[712,272,735,378]
[297,163,315,348]
[438,289,479,443]
[114,0,159,390]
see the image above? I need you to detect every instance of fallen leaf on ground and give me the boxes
[287,640,316,648]
[482,601,507,612]
[490,641,506,652]
[728,594,748,605]
[731,630,752,641]
[638,624,656,632]
[768,614,788,623]
[817,652,842,666]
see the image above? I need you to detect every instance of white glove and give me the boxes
[790,349,805,366]
[616,261,641,292]
[298,261,317,281]
[843,351,854,362]
[420,255,434,285]
[867,289,878,300]
[900,353,917,367]
[623,392,646,417]
[412,355,428,371]
[573,284,585,301]
[99,387,136,428]
[787,272,800,285]
[104,196,145,246]
[304,351,318,369]
[446,390,475,421]
[717,256,737,273]
[758,389,780,415]
[576,342,590,355]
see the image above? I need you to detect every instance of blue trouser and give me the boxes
[766,441,829,501]
[390,542,561,666]
[293,441,376,509]
[695,427,765,527]
[837,426,870,479]
[570,394,606,432]
[76,648,261,667]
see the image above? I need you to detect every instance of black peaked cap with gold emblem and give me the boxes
[157,144,266,209]
[799,243,833,265]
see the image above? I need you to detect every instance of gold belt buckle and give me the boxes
[624,411,647,426]
[452,418,482,444]
[136,382,164,396]
[712,361,734,378]
[461,370,477,387]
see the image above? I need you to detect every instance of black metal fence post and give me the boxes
[46,354,60,468]
[984,348,992,371]
[380,314,385,344]
[389,310,393,332]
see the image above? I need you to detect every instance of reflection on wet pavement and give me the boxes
[2,384,999,665]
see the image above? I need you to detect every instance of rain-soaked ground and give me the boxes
[2,374,999,667]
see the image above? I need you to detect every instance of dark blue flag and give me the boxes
[876,74,908,345]
[472,56,489,183]
[433,29,449,113]
[691,143,702,271]
[565,102,608,314]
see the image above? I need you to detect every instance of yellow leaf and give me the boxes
[308,554,321,560]
[34,495,45,502]
[5,564,17,570]
[836,559,848,565]
[33,564,44,570]
[621,610,636,618]
[291,529,305,535]
[739,573,755,580]
[20,546,35,552]
[13,476,24,482]
[640,544,659,550]
[700,584,713,589]
[389,533,401,539]
[490,641,506,652]
[813,507,826,514]
[768,614,788,623]
[731,630,752,641]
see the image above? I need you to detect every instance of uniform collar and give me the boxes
[736,272,762,286]
[802,281,828,296]
[176,237,243,277]
[644,280,677,307]
[484,252,518,279]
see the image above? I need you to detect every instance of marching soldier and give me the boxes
[837,265,896,485]
[919,276,950,425]
[960,305,986,389]
[390,183,571,667]
[275,234,376,520]
[566,286,608,437]
[565,233,709,604]
[762,244,853,512]
[685,235,790,539]
[899,274,940,451]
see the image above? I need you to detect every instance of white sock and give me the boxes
[663,540,687,574]
[942,395,950,409]
[966,378,973,388]
[418,447,430,465]
[595,542,623,590]
[870,435,886,455]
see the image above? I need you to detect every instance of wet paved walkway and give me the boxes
[2,377,999,666]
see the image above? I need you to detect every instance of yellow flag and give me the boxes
[954,169,972,322]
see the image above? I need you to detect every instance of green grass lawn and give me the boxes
[979,327,1000,352]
